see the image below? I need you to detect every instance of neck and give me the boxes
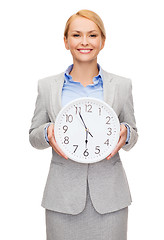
[70,60,99,87]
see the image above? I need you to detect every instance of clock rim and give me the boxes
[54,97,120,164]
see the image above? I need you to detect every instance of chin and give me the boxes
[74,55,98,63]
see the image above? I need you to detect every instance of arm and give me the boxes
[120,80,138,151]
[29,80,51,149]
[107,79,138,160]
[29,80,68,159]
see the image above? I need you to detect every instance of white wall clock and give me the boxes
[54,97,120,163]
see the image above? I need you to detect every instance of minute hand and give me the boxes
[78,112,93,137]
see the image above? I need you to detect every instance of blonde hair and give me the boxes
[64,9,106,40]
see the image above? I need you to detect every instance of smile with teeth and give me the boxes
[78,49,92,53]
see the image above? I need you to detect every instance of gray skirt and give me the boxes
[45,183,128,240]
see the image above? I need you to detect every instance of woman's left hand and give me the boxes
[106,124,127,160]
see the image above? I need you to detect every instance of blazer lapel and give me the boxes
[50,72,65,120]
[102,69,116,108]
[50,69,116,120]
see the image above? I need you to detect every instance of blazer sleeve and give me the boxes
[29,80,51,149]
[119,79,138,151]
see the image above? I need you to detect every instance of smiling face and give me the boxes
[64,16,105,64]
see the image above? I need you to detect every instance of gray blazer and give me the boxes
[29,69,138,215]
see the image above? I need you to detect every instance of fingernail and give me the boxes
[108,153,113,159]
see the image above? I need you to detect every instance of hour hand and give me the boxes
[88,129,93,138]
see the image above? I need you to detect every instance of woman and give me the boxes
[29,9,138,240]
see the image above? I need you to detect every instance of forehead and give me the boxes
[68,16,100,33]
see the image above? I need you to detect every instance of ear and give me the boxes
[100,38,105,50]
[64,36,69,50]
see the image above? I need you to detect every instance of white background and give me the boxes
[0,0,164,239]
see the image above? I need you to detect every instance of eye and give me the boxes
[89,34,97,38]
[73,34,80,37]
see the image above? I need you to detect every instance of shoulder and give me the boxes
[102,69,132,97]
[38,72,65,89]
[102,69,132,88]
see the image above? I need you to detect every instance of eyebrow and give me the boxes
[72,30,98,33]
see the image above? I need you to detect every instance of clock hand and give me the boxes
[78,111,93,137]
[88,129,93,138]
[79,111,87,129]
[85,129,88,148]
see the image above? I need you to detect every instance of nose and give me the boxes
[81,36,88,46]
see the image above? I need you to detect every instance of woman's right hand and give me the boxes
[47,124,68,160]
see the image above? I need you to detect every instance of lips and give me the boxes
[77,49,93,54]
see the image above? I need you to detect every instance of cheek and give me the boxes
[67,39,78,50]
[92,39,102,50]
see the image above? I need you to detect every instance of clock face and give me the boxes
[54,98,120,163]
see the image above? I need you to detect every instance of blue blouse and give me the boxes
[61,64,103,107]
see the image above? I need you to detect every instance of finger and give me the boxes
[120,124,127,137]
[106,145,119,160]
[52,136,68,159]
[48,125,68,159]
[51,140,68,160]
[106,154,112,160]
[51,138,68,160]
[106,125,128,160]
[106,136,126,160]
